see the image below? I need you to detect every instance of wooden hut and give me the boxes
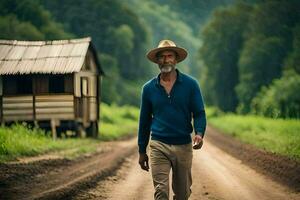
[0,37,104,138]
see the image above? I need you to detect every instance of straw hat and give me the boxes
[146,39,188,63]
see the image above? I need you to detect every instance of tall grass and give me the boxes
[206,107,300,160]
[0,123,99,162]
[99,103,139,140]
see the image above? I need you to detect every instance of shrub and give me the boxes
[251,70,300,118]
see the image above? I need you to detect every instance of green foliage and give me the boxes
[200,0,300,118]
[112,24,135,54]
[99,103,139,140]
[0,15,44,40]
[284,25,300,74]
[117,80,143,106]
[100,53,143,106]
[209,113,300,161]
[153,0,234,34]
[236,35,286,113]
[200,2,252,111]
[100,54,121,104]
[246,0,300,40]
[0,0,72,40]
[205,106,224,118]
[235,0,300,114]
[251,70,300,118]
[0,124,50,159]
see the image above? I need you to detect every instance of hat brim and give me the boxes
[146,46,187,64]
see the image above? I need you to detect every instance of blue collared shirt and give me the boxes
[138,69,206,153]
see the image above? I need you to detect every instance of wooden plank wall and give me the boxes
[35,95,74,120]
[2,95,75,121]
[2,96,34,121]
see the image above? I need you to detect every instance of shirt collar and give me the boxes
[155,69,183,86]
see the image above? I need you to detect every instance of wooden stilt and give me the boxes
[51,119,57,140]
[79,125,86,138]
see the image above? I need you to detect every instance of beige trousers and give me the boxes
[149,140,193,200]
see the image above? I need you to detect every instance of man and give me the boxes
[138,39,207,200]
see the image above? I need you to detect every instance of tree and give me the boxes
[153,0,234,34]
[0,15,44,40]
[110,24,135,79]
[0,0,72,40]
[236,0,300,113]
[100,54,121,104]
[236,35,286,113]
[199,3,252,111]
[284,24,300,74]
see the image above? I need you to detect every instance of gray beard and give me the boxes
[160,64,174,73]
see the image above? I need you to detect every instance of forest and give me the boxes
[200,0,300,118]
[0,0,299,119]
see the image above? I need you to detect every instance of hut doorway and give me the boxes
[81,77,89,125]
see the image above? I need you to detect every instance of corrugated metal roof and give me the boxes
[0,37,94,75]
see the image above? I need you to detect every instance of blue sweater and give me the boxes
[138,70,206,153]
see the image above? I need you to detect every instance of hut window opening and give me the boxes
[18,76,32,94]
[49,75,65,93]
[3,76,33,95]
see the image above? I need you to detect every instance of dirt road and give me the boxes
[0,139,137,200]
[1,127,299,200]
[75,132,300,200]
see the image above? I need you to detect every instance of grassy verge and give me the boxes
[206,107,300,160]
[0,103,139,162]
[0,124,100,162]
[99,103,139,140]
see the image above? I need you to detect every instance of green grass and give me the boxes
[206,107,300,160]
[0,123,100,162]
[0,103,140,162]
[99,103,139,140]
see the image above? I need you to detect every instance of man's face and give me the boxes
[157,50,177,73]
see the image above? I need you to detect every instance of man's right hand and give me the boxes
[138,153,149,171]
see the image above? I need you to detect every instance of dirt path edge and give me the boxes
[206,126,300,192]
[37,148,135,200]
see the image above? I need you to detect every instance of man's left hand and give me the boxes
[193,134,203,150]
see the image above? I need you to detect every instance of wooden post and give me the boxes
[0,96,2,124]
[80,127,86,138]
[51,119,57,140]
[0,77,3,124]
[34,120,38,129]
[76,123,86,138]
[32,76,36,121]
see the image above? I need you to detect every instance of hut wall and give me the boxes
[2,96,34,121]
[1,94,75,121]
[35,95,74,120]
[74,72,98,123]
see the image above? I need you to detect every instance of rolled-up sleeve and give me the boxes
[191,81,206,137]
[138,86,152,153]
